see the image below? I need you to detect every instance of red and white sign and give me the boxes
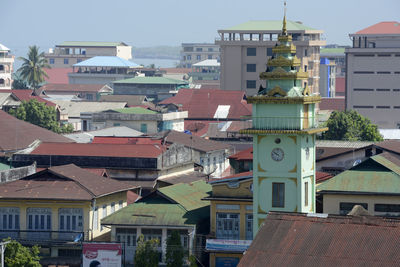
[83,243,122,267]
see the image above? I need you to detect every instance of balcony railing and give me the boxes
[250,116,316,130]
[0,230,89,245]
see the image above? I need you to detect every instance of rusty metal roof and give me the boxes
[238,212,400,267]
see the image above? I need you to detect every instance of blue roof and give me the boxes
[73,56,140,68]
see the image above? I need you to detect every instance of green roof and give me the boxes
[320,48,345,55]
[317,154,400,194]
[0,162,11,171]
[224,20,316,31]
[113,107,157,114]
[58,41,126,47]
[101,181,211,227]
[113,76,188,85]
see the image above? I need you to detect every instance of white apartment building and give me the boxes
[345,21,400,129]
[180,43,220,68]
[45,41,132,68]
[216,20,325,96]
[0,44,14,90]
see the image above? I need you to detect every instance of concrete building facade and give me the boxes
[45,41,132,68]
[0,44,14,90]
[216,20,325,96]
[180,43,220,68]
[319,58,336,97]
[345,21,400,129]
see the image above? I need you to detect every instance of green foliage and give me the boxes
[188,255,198,267]
[166,230,185,267]
[17,45,50,89]
[3,239,41,267]
[320,110,383,141]
[9,99,73,134]
[134,235,160,267]
[11,73,29,89]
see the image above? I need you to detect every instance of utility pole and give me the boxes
[0,240,10,267]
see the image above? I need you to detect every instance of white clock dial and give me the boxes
[271,148,284,161]
[305,147,310,160]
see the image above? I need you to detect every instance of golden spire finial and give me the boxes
[282,1,287,35]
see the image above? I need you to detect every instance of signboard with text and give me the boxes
[83,243,122,267]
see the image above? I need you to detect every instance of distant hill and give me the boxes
[132,46,180,60]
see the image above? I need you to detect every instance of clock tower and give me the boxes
[240,6,327,236]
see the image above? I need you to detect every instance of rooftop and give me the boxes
[0,164,137,200]
[238,211,400,267]
[355,21,400,35]
[63,126,143,143]
[113,76,188,85]
[73,56,140,68]
[0,43,10,52]
[0,110,73,153]
[40,83,111,93]
[320,48,345,55]
[58,41,128,47]
[193,59,220,67]
[113,107,157,114]
[222,20,317,32]
[51,100,126,117]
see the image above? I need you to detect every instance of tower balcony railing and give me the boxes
[249,116,317,130]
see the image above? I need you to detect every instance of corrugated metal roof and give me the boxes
[113,107,157,114]
[316,140,374,148]
[224,20,316,31]
[158,180,211,211]
[73,56,139,67]
[63,127,143,143]
[51,100,126,117]
[59,41,127,47]
[113,76,188,85]
[317,153,400,194]
[238,212,400,267]
[193,59,220,67]
[355,21,400,35]
[0,43,10,51]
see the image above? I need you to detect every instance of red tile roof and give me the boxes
[160,89,251,120]
[43,68,73,84]
[375,140,400,155]
[355,21,400,35]
[229,147,253,161]
[11,90,56,106]
[184,120,211,137]
[238,212,400,267]
[316,171,333,183]
[31,142,164,158]
[92,137,162,145]
[40,83,108,93]
[0,110,73,153]
[319,97,345,111]
[0,164,138,200]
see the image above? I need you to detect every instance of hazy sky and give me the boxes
[1,0,399,58]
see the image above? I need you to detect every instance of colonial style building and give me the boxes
[180,43,220,68]
[0,43,14,90]
[217,19,325,96]
[240,11,327,235]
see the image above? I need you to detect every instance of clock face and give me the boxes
[305,147,310,160]
[271,148,284,161]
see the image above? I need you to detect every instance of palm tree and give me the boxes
[17,45,50,89]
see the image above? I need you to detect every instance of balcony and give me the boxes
[0,230,89,246]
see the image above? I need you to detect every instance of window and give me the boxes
[196,55,201,60]
[102,205,107,218]
[354,71,374,74]
[77,58,82,63]
[304,182,309,206]
[140,123,147,133]
[247,48,256,56]
[339,202,368,215]
[142,229,162,247]
[196,48,202,52]
[27,208,51,239]
[86,94,93,100]
[216,213,240,239]
[377,71,391,74]
[49,58,55,64]
[116,228,137,247]
[208,48,213,52]
[304,65,308,72]
[247,64,256,72]
[267,48,273,57]
[167,230,189,249]
[353,105,373,109]
[245,214,253,240]
[376,89,390,91]
[113,123,121,126]
[272,183,285,208]
[304,49,308,57]
[111,202,115,214]
[246,80,256,89]
[375,204,400,216]
[59,208,83,240]
[376,106,390,109]
[93,206,98,230]
[187,55,191,60]
[354,88,374,91]
[0,207,20,239]
[64,58,69,64]
[119,200,123,210]
[208,55,213,59]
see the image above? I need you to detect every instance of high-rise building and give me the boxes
[345,21,400,129]
[217,20,325,96]
[179,43,220,68]
[0,43,14,90]
[240,12,327,235]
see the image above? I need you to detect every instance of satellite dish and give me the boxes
[353,159,362,166]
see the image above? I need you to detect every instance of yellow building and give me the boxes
[0,164,138,266]
[204,171,253,267]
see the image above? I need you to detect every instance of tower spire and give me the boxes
[282,1,287,36]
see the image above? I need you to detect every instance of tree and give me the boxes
[165,230,185,267]
[320,110,383,141]
[9,99,74,134]
[3,239,41,267]
[17,45,50,89]
[134,235,159,267]
[11,73,29,89]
